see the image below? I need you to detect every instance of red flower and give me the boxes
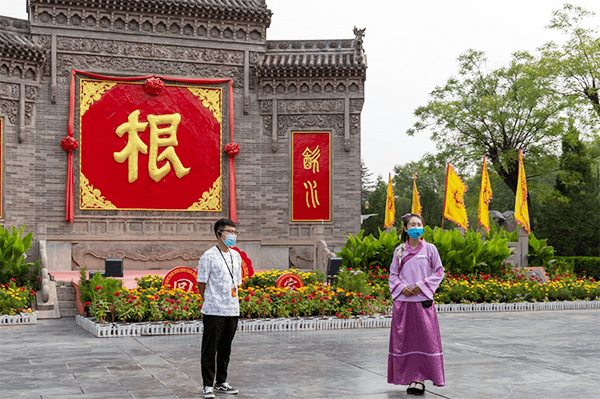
[183,306,188,311]
[176,299,181,304]
[95,285,101,291]
[115,292,121,297]
[84,301,91,307]
[167,309,173,315]
[244,296,250,302]
[10,278,16,282]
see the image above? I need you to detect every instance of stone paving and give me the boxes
[1,309,599,398]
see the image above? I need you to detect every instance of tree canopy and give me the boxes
[408,49,569,196]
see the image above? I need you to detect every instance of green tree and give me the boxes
[541,4,600,121]
[392,157,445,229]
[408,49,569,200]
[361,176,386,237]
[533,126,600,256]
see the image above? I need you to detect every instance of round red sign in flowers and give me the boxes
[275,272,304,291]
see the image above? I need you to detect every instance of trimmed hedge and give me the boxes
[555,256,600,280]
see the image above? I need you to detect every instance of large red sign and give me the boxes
[291,132,331,221]
[79,79,222,211]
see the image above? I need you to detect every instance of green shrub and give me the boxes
[0,225,40,291]
[334,268,372,296]
[554,256,600,280]
[527,233,556,268]
[337,229,400,270]
[422,227,512,277]
[77,267,122,321]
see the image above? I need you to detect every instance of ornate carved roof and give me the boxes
[258,28,367,79]
[0,19,46,65]
[29,0,272,25]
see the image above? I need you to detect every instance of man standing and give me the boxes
[197,218,242,398]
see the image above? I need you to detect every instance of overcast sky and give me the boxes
[3,1,599,180]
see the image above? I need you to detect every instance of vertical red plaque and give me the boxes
[291,132,331,222]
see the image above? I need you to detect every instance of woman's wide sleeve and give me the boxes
[415,245,445,300]
[389,246,407,301]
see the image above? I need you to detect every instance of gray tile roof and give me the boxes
[0,29,47,64]
[260,40,366,71]
[31,0,272,23]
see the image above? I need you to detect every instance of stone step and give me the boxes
[57,293,76,301]
[60,309,79,318]
[56,286,76,294]
[58,301,77,310]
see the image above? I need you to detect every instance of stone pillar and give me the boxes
[518,227,529,268]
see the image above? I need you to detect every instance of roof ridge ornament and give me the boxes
[353,26,366,65]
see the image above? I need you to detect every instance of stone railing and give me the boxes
[39,240,50,303]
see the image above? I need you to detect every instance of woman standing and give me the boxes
[388,213,445,395]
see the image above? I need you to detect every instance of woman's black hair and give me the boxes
[400,213,426,242]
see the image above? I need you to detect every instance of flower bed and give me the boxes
[74,266,600,337]
[435,267,600,304]
[0,279,37,325]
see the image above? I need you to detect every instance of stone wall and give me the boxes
[0,2,365,272]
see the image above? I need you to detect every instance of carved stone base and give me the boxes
[71,241,212,271]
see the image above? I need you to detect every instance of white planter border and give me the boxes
[0,311,38,325]
[75,300,600,338]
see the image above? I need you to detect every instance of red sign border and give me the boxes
[291,131,332,222]
[77,79,223,212]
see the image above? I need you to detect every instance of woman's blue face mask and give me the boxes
[407,228,424,239]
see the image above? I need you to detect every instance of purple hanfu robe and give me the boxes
[387,239,445,387]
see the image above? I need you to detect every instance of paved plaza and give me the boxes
[1,309,599,399]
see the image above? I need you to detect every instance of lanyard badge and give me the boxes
[231,286,237,297]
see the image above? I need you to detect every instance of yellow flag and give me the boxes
[384,173,395,228]
[514,150,531,233]
[411,172,422,215]
[443,164,468,229]
[478,157,493,232]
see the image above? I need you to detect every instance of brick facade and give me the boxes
[0,1,366,272]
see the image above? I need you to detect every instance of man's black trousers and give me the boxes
[201,314,239,387]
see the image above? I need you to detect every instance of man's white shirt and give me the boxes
[197,246,242,316]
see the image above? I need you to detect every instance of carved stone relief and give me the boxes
[0,100,19,124]
[56,37,244,65]
[0,62,39,82]
[25,86,37,100]
[351,114,360,135]
[277,99,343,113]
[260,100,272,114]
[72,242,212,270]
[25,103,34,125]
[56,54,243,92]
[349,99,364,113]
[38,35,52,49]
[0,83,19,99]
[35,8,265,44]
[289,247,314,269]
[263,115,272,131]
[260,80,363,96]
[275,115,344,137]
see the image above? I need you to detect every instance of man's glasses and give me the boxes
[220,229,238,235]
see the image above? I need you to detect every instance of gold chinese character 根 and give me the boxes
[302,146,320,173]
[304,180,320,208]
[113,110,191,183]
